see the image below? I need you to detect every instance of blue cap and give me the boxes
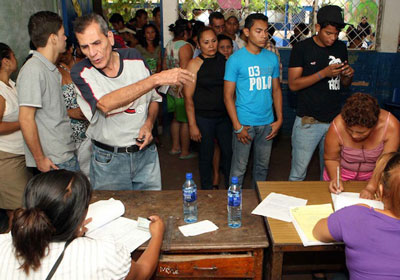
[186,173,193,179]
[231,176,238,184]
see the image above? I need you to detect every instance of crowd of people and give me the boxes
[0,4,399,279]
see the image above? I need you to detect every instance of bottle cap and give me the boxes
[231,176,239,184]
[186,173,193,179]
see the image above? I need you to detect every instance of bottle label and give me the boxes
[183,189,197,202]
[228,193,241,207]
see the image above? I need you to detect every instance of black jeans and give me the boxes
[196,115,232,189]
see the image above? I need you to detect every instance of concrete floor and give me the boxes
[157,131,338,280]
[158,132,320,190]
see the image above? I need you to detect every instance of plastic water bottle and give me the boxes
[228,176,242,228]
[182,173,198,223]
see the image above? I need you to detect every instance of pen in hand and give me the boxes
[336,166,341,194]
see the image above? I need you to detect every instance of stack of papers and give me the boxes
[331,192,384,211]
[85,198,151,252]
[178,220,218,237]
[290,204,335,246]
[252,192,307,222]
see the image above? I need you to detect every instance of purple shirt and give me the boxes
[328,205,400,280]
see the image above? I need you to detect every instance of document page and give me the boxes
[290,204,335,246]
[87,217,151,252]
[86,198,125,234]
[252,192,307,222]
[331,192,384,211]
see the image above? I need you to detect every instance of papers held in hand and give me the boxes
[85,198,151,252]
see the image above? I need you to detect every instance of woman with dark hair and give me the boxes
[183,27,232,190]
[314,152,400,279]
[57,40,91,177]
[0,43,32,213]
[164,18,195,159]
[135,24,161,75]
[324,93,400,196]
[0,170,164,279]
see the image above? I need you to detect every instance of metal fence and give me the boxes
[178,0,380,50]
[102,0,380,50]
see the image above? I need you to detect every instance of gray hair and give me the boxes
[73,13,109,36]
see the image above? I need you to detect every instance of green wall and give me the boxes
[0,0,59,77]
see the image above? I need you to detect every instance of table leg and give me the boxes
[268,250,283,280]
[253,248,264,280]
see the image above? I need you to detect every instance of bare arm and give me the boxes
[156,49,162,73]
[0,96,20,134]
[361,113,400,199]
[224,80,240,131]
[19,106,58,172]
[67,107,87,121]
[288,64,344,92]
[324,122,343,193]
[183,59,201,142]
[266,78,283,140]
[97,69,194,114]
[312,218,336,243]
[178,44,193,69]
[125,216,165,280]
[224,80,251,144]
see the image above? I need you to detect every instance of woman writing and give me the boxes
[323,93,399,197]
[0,170,164,279]
[314,152,400,279]
[184,27,232,190]
[0,43,32,214]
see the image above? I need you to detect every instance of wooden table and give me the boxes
[92,189,268,279]
[256,181,367,280]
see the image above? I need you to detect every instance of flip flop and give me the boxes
[179,153,197,160]
[168,150,181,155]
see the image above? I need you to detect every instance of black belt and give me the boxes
[92,140,141,153]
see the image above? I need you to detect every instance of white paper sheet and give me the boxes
[178,220,218,237]
[252,192,307,222]
[86,198,125,233]
[331,192,384,211]
[86,217,151,252]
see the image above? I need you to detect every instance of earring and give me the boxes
[316,31,319,35]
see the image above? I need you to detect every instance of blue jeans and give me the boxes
[196,115,232,189]
[289,116,330,181]
[90,143,161,190]
[230,125,273,188]
[56,155,80,172]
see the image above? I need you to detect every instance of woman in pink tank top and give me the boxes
[324,93,400,197]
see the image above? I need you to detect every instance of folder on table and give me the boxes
[290,204,335,247]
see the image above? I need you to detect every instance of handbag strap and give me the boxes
[45,239,74,280]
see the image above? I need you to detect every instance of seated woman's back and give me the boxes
[328,204,400,280]
[0,234,131,279]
